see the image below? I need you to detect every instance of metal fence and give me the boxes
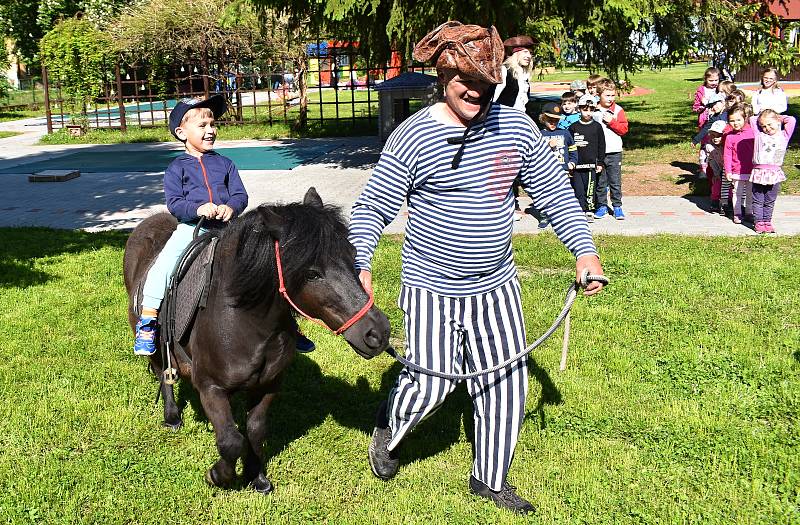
[42,40,433,133]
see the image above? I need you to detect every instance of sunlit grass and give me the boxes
[1,228,798,524]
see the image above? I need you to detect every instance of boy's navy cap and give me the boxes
[168,95,227,139]
[541,101,563,119]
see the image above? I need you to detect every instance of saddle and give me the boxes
[162,232,219,346]
[134,229,219,347]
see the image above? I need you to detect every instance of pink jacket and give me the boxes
[692,85,714,113]
[723,124,754,179]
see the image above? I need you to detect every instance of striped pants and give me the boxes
[386,279,529,491]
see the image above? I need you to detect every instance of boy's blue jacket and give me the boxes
[164,151,248,223]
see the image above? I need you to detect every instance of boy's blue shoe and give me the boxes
[593,205,608,219]
[296,330,316,353]
[133,316,158,356]
[613,206,626,220]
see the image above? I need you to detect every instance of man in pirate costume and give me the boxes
[348,21,605,514]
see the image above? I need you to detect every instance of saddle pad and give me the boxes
[172,237,218,341]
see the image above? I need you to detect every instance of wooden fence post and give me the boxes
[42,65,53,134]
[115,63,127,133]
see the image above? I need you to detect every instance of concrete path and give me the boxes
[2,132,799,235]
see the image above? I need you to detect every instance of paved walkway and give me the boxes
[1,130,799,235]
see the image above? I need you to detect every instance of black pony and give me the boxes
[123,188,390,493]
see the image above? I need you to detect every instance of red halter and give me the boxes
[274,240,374,335]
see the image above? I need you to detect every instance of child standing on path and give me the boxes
[133,95,249,356]
[751,68,788,115]
[593,78,628,220]
[723,104,755,225]
[749,110,795,233]
[699,120,728,212]
[539,101,578,228]
[569,94,605,220]
[692,67,720,114]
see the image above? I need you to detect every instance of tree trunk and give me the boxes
[294,44,308,131]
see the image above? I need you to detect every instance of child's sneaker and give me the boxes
[593,205,608,219]
[133,316,158,356]
[585,212,594,223]
[709,200,721,213]
[732,215,742,224]
[764,221,776,233]
[720,205,730,217]
[754,221,766,234]
[295,329,316,353]
[613,206,625,220]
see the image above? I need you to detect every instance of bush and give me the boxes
[39,17,115,123]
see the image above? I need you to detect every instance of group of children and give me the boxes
[692,66,794,233]
[527,74,628,226]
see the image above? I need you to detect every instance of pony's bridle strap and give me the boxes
[274,240,373,335]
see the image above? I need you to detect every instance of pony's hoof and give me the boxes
[205,468,222,488]
[249,476,273,495]
[163,419,183,432]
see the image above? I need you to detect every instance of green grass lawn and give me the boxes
[0,131,21,139]
[1,229,798,524]
[0,86,50,122]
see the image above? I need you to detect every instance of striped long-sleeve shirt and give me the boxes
[349,103,598,297]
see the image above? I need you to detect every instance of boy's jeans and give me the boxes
[595,152,623,208]
[142,222,208,311]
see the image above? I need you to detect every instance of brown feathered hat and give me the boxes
[412,21,504,85]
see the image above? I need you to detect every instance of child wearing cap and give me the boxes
[569,94,605,220]
[570,79,587,98]
[557,91,581,130]
[133,95,248,356]
[592,78,628,220]
[133,96,316,357]
[538,101,578,228]
[700,119,728,212]
[693,91,727,145]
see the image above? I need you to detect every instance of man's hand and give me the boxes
[216,204,234,222]
[358,269,373,295]
[576,254,604,296]
[197,202,218,219]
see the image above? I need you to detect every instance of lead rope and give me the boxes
[385,270,609,380]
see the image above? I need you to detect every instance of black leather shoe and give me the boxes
[469,475,536,514]
[368,400,399,480]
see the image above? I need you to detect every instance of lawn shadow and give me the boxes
[164,349,566,477]
[0,227,128,288]
[670,160,711,201]
[793,350,800,364]
[526,357,563,430]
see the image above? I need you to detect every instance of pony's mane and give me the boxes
[224,202,352,310]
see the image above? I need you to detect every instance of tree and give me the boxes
[0,0,131,64]
[695,0,800,76]
[39,17,114,124]
[246,0,800,83]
